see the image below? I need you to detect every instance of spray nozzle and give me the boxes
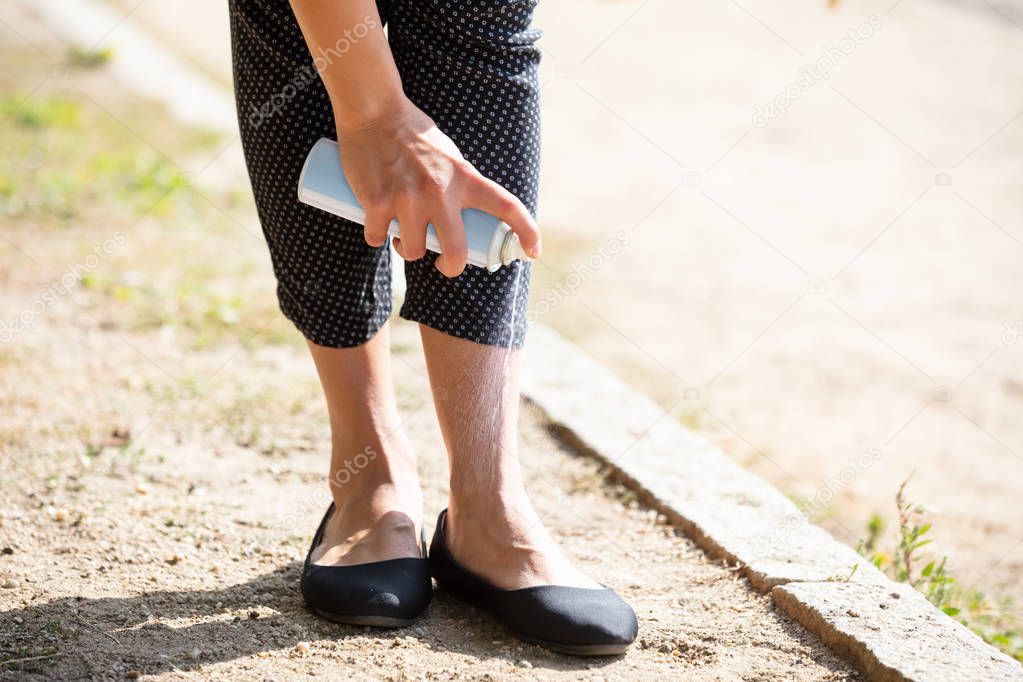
[500,231,533,266]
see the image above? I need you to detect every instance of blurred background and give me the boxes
[2,0,1021,660]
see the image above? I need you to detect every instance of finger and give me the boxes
[363,206,392,248]
[433,206,468,278]
[396,203,428,261]
[465,178,541,258]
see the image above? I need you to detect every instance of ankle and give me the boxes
[447,489,537,538]
[449,465,529,507]
[328,440,419,508]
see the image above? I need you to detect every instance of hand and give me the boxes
[335,99,541,278]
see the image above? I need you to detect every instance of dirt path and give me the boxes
[0,319,855,680]
[0,13,856,679]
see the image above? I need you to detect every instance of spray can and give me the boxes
[298,138,531,272]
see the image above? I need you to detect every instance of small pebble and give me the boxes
[846,609,860,618]
[136,483,150,495]
[2,547,13,555]
[190,648,201,660]
[518,660,533,669]
[125,671,141,679]
[294,641,311,655]
[2,578,18,589]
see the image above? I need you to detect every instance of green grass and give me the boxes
[1,71,291,349]
[0,92,216,226]
[66,46,114,69]
[858,476,1022,662]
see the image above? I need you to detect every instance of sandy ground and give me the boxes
[0,13,859,678]
[0,318,855,681]
[93,0,1023,618]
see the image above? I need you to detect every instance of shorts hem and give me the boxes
[279,299,391,350]
[398,304,526,350]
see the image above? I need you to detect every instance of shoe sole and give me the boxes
[518,635,630,656]
[437,586,631,657]
[311,606,418,629]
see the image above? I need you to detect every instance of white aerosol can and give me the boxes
[298,138,531,272]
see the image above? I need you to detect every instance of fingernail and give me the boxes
[528,240,542,258]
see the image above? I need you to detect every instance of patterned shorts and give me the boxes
[228,0,542,348]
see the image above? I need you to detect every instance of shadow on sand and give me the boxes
[1,562,619,677]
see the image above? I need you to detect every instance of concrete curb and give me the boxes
[772,581,1022,681]
[522,326,887,590]
[26,0,237,136]
[20,2,1022,679]
[522,325,1023,681]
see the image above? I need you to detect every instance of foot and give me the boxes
[445,494,601,590]
[311,439,424,567]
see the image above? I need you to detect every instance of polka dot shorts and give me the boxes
[228,0,542,348]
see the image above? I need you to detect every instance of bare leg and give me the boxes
[305,322,423,566]
[419,325,599,589]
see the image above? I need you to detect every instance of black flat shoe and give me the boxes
[429,509,638,656]
[300,503,432,628]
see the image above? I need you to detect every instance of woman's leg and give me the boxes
[420,326,598,588]
[305,323,423,565]
[386,1,597,587]
[229,1,421,564]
